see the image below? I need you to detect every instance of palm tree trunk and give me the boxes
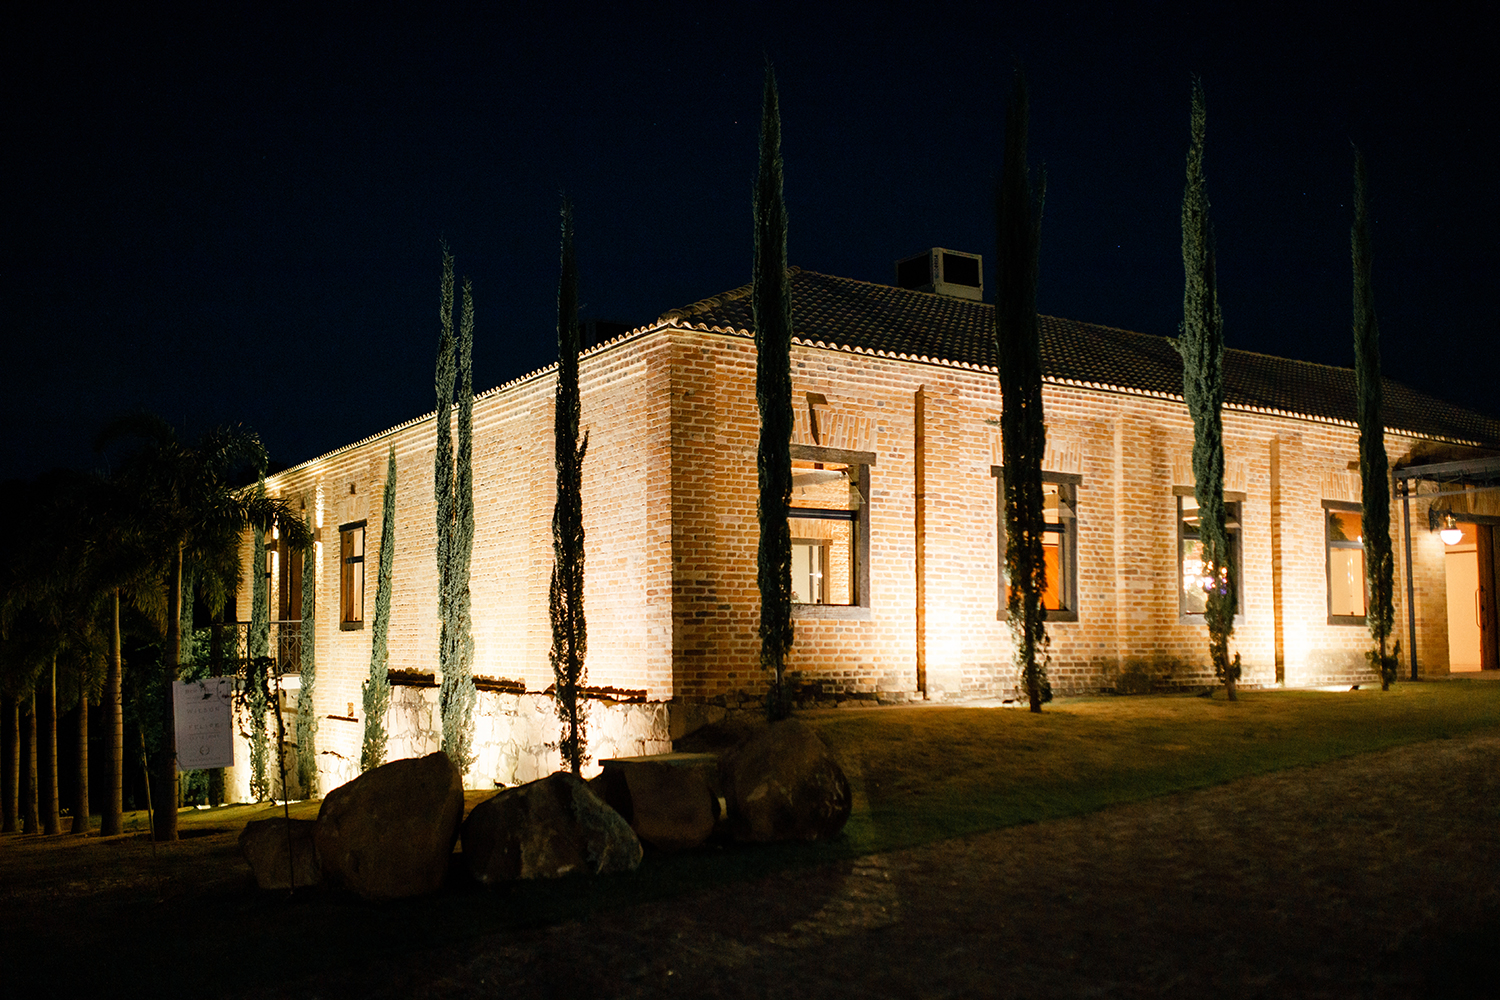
[72,686,89,835]
[21,696,38,834]
[102,589,123,836]
[41,657,61,835]
[152,545,183,841]
[207,604,225,807]
[1,693,17,832]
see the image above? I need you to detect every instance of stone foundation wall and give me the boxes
[384,686,671,788]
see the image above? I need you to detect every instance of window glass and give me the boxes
[1178,494,1240,616]
[1326,506,1366,621]
[998,475,1078,619]
[789,460,861,606]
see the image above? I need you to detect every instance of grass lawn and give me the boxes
[106,677,1500,855]
[815,678,1500,855]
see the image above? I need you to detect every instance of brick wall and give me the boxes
[230,318,1471,798]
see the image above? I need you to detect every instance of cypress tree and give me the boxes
[296,514,318,795]
[995,69,1051,713]
[361,446,396,771]
[454,278,477,758]
[1353,146,1397,689]
[437,249,477,775]
[550,199,590,776]
[247,478,271,800]
[753,63,795,721]
[1175,79,1239,699]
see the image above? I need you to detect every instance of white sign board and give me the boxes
[173,678,236,770]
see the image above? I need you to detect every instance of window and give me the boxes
[340,521,365,629]
[1325,501,1366,625]
[789,444,873,616]
[994,469,1079,622]
[1177,490,1242,618]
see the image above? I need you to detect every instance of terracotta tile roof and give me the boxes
[660,268,1500,447]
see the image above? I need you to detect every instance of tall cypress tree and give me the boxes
[361,446,396,771]
[247,478,271,800]
[551,199,590,776]
[1352,146,1397,689]
[995,69,1051,713]
[754,63,795,721]
[437,249,477,775]
[296,514,318,795]
[1175,79,1239,699]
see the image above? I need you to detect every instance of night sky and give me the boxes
[4,3,1495,482]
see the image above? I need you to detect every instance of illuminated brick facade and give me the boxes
[235,268,1498,796]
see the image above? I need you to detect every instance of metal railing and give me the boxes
[205,621,304,676]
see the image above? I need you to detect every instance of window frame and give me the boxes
[788,444,874,620]
[339,520,366,631]
[1175,487,1245,623]
[1323,499,1367,626]
[992,467,1081,623]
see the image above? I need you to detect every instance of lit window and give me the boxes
[789,446,872,612]
[340,521,365,629]
[1177,492,1241,618]
[1325,501,1366,625]
[994,469,1080,622]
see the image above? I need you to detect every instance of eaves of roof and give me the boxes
[656,268,1500,448]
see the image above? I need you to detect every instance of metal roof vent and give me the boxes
[894,248,983,301]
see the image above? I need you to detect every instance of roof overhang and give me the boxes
[1394,455,1500,485]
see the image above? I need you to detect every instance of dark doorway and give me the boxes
[1479,524,1498,671]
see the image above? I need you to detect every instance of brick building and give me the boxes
[233,256,1500,796]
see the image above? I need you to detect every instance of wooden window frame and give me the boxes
[1175,487,1245,623]
[993,468,1082,623]
[340,520,366,631]
[789,444,874,621]
[1323,499,1367,626]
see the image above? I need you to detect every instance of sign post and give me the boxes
[173,677,236,769]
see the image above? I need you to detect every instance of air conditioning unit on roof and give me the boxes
[895,248,983,301]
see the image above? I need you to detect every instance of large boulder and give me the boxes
[722,719,851,842]
[313,751,464,900]
[462,772,641,882]
[598,752,723,851]
[239,817,321,890]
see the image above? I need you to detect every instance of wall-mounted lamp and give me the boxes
[1440,516,1464,546]
[1430,508,1464,545]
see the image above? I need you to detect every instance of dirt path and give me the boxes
[219,733,1500,999]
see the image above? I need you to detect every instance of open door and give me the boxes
[1444,521,1499,672]
[1479,524,1498,671]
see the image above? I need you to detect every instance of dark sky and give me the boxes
[4,2,1496,481]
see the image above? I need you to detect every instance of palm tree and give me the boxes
[0,611,57,836]
[88,481,161,835]
[97,414,309,841]
[1,471,108,835]
[1,689,16,833]
[0,641,44,834]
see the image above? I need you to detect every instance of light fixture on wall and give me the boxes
[1439,514,1463,546]
[1428,507,1465,546]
